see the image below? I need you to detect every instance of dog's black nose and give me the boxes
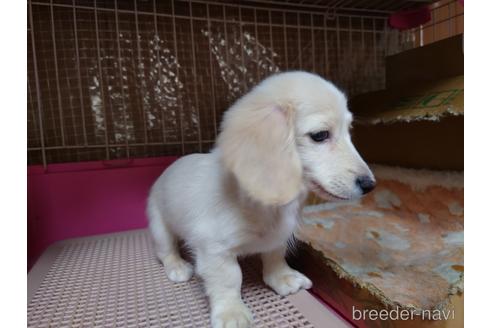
[356,176,376,194]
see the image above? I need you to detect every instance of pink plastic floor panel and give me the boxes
[27,229,352,328]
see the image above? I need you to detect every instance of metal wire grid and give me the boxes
[239,0,433,14]
[27,0,407,167]
[27,230,315,328]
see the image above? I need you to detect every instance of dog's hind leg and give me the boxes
[147,200,193,282]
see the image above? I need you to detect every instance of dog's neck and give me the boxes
[234,174,308,212]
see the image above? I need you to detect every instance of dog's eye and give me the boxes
[309,130,331,143]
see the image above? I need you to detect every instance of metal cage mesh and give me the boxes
[27,0,462,166]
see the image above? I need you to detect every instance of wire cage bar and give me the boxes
[27,0,462,167]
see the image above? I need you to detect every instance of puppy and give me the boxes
[147,71,375,328]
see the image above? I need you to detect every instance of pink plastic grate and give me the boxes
[27,230,314,327]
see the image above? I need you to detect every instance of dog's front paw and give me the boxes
[211,301,253,328]
[264,268,312,296]
[164,258,194,283]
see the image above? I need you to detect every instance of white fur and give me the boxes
[147,71,374,328]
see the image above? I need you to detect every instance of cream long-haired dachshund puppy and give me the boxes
[147,71,375,328]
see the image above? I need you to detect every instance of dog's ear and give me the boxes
[217,101,302,206]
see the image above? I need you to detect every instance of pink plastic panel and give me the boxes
[28,157,178,270]
[27,230,336,328]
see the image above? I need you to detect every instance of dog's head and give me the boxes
[217,71,375,206]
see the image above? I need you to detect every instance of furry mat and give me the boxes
[297,165,464,312]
